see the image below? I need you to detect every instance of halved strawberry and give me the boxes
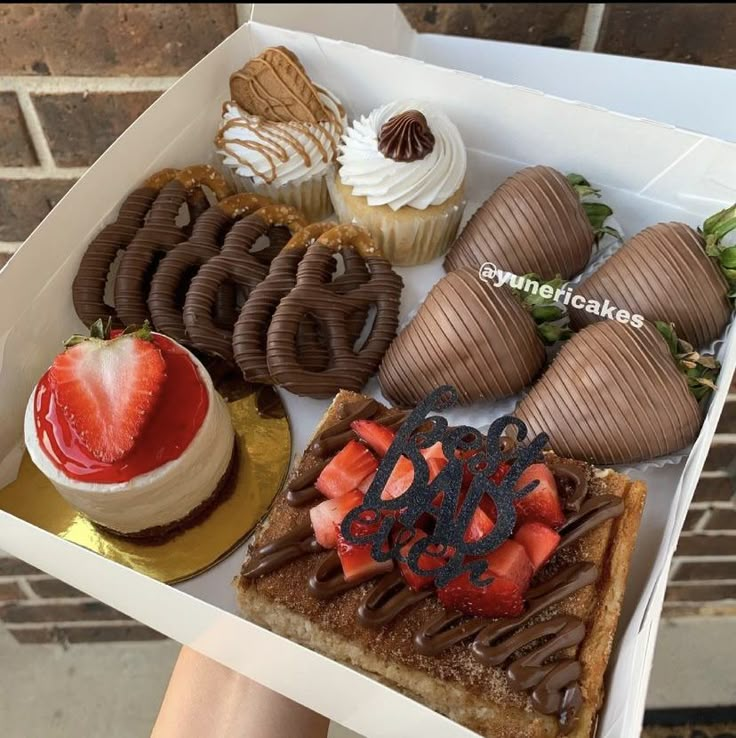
[315,440,378,499]
[514,522,561,572]
[49,323,166,463]
[438,571,525,618]
[398,530,448,591]
[336,531,394,582]
[514,463,565,528]
[310,489,364,549]
[351,420,395,457]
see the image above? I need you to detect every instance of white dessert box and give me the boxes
[1,17,736,738]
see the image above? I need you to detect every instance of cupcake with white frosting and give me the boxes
[215,47,346,221]
[328,100,467,265]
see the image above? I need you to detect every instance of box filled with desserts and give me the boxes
[1,19,736,738]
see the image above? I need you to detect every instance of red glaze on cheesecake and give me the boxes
[34,334,208,484]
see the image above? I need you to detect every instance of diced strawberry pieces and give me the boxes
[49,333,167,463]
[315,440,378,499]
[464,507,495,543]
[310,489,364,549]
[490,461,512,485]
[351,420,395,457]
[381,452,446,501]
[482,540,534,591]
[438,571,525,618]
[336,532,394,582]
[358,471,375,494]
[514,522,561,572]
[381,456,414,500]
[398,530,448,591]
[514,463,565,529]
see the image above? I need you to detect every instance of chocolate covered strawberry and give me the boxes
[378,267,570,406]
[516,319,718,465]
[49,319,166,463]
[570,206,736,346]
[444,166,618,280]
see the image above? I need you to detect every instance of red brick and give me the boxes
[676,534,736,557]
[703,442,736,472]
[0,4,238,76]
[0,92,37,166]
[9,623,165,644]
[28,578,85,599]
[0,557,40,576]
[33,92,161,167]
[693,476,734,503]
[400,3,587,48]
[683,509,704,531]
[707,509,736,531]
[716,398,736,433]
[597,4,736,69]
[675,560,736,581]
[665,583,736,602]
[0,599,129,624]
[0,179,75,241]
[0,582,25,602]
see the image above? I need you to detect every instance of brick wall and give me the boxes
[0,551,163,644]
[0,3,735,642]
[0,3,239,268]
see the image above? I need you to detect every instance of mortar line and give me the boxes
[0,76,177,93]
[14,88,55,170]
[0,167,86,180]
[7,619,139,629]
[579,4,606,52]
[692,508,712,533]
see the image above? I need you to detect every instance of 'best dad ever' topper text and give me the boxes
[340,386,549,589]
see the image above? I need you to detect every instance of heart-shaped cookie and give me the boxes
[230,46,327,123]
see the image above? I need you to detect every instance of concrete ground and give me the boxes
[1,618,735,738]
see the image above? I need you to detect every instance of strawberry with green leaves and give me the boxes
[49,319,166,463]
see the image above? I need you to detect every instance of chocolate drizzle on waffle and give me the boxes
[242,398,626,732]
[284,398,409,507]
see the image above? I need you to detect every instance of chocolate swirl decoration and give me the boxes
[148,193,273,342]
[266,225,403,399]
[232,223,374,384]
[378,110,435,163]
[183,205,306,361]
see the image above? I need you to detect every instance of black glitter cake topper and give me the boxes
[340,386,549,589]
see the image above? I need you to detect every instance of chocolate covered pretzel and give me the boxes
[266,225,403,398]
[72,165,231,329]
[233,224,372,383]
[183,204,306,361]
[72,185,159,327]
[147,193,274,342]
[115,167,234,326]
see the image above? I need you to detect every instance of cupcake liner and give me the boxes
[328,175,466,266]
[228,168,334,222]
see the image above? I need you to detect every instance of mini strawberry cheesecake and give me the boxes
[24,320,236,538]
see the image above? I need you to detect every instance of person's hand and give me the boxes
[152,646,330,738]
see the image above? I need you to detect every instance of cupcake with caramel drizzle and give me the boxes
[237,389,646,738]
[215,46,346,221]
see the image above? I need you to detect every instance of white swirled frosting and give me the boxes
[24,342,234,535]
[216,88,346,187]
[337,100,466,211]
